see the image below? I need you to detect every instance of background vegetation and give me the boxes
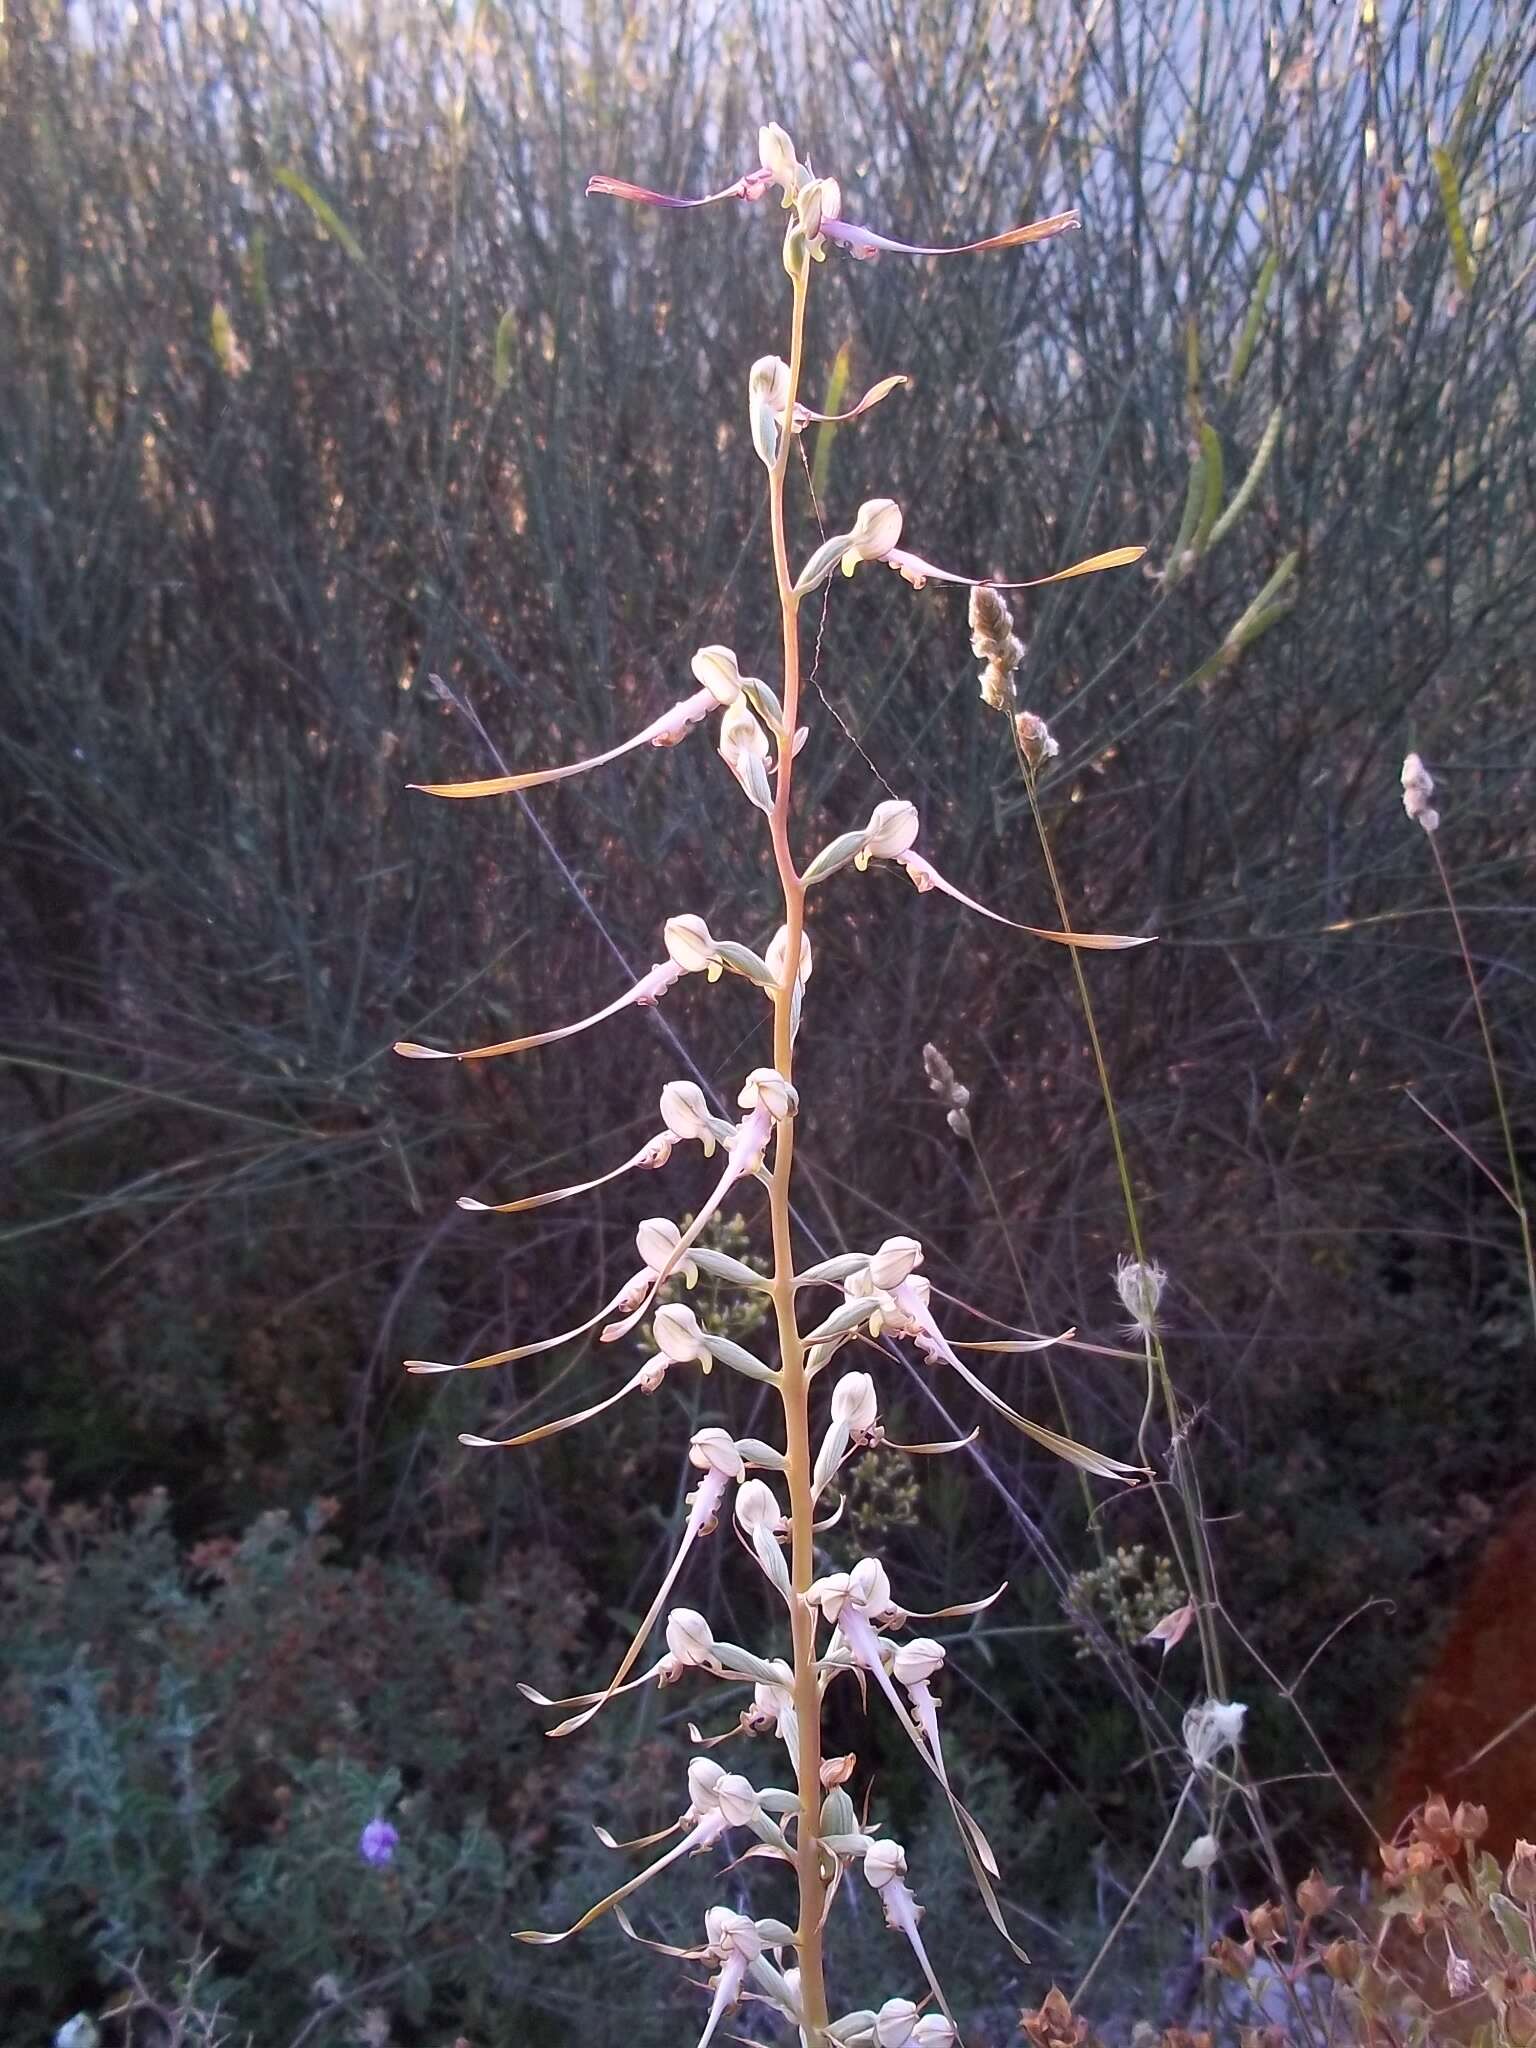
[2,0,1533,2040]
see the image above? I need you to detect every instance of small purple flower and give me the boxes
[358,1817,399,1867]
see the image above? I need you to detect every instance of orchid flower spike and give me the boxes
[408,647,746,801]
[394,914,724,1061]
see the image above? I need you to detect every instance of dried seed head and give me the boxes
[1182,1833,1219,1872]
[1401,751,1439,833]
[1115,1254,1167,1338]
[1016,710,1060,770]
[1508,1840,1536,1905]
[1183,1698,1247,1771]
[1296,1868,1341,1918]
[969,583,1026,710]
[922,1040,972,1138]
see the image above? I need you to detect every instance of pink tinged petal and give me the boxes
[518,1658,671,1714]
[585,170,772,210]
[455,1133,672,1214]
[514,1812,727,1945]
[820,206,1080,260]
[792,373,910,429]
[882,542,1147,591]
[541,1469,731,1738]
[407,691,715,799]
[457,1363,660,1451]
[393,960,683,1062]
[403,1274,641,1374]
[896,852,1153,950]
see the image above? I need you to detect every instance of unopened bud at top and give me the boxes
[738,1067,798,1119]
[860,798,921,862]
[689,1426,745,1480]
[868,1235,923,1292]
[1016,710,1060,771]
[664,914,719,974]
[690,645,747,706]
[1401,751,1439,833]
[892,1636,945,1688]
[830,1371,879,1432]
[659,1081,714,1144]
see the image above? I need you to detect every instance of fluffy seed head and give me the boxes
[1401,751,1440,833]
[1114,1254,1167,1337]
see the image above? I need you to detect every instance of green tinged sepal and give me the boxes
[701,1333,779,1382]
[803,830,867,885]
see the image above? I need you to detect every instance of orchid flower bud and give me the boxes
[653,1302,709,1363]
[664,913,721,977]
[912,2019,958,2046]
[689,1427,746,1480]
[636,1215,685,1275]
[718,695,774,812]
[765,923,812,988]
[841,498,904,576]
[863,1838,909,1890]
[892,1637,946,1688]
[831,1371,879,1433]
[665,1607,716,1667]
[690,645,747,707]
[659,1080,717,1151]
[735,1478,783,1533]
[714,1773,762,1828]
[857,799,921,867]
[874,1999,922,2047]
[737,1067,798,1119]
[687,1756,728,1816]
[848,1556,894,1619]
[867,1234,923,1292]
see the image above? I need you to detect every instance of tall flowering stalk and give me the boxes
[398,124,1148,2045]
